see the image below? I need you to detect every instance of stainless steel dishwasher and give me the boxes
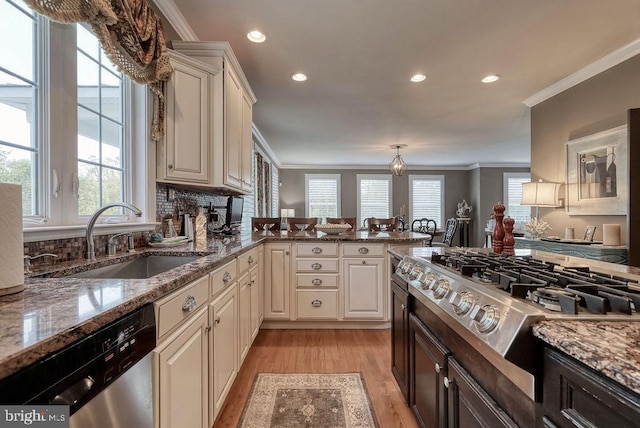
[0,304,156,428]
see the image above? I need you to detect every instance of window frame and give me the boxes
[503,172,531,226]
[356,173,392,228]
[408,174,445,229]
[305,173,341,219]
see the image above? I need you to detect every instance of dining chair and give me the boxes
[326,217,357,231]
[432,218,458,247]
[251,217,281,232]
[367,217,399,232]
[411,218,437,245]
[287,217,318,231]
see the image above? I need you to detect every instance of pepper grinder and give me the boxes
[492,202,505,254]
[502,216,515,255]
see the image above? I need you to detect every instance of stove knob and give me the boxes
[433,279,450,300]
[471,304,500,333]
[422,273,437,290]
[409,265,422,280]
[450,291,473,315]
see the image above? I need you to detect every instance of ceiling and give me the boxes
[162,0,640,168]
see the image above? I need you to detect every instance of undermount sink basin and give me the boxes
[67,255,203,279]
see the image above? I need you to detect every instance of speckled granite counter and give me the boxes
[0,230,427,380]
[533,321,640,395]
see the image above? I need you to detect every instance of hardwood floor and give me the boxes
[213,329,418,428]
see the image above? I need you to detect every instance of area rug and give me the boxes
[238,373,378,428]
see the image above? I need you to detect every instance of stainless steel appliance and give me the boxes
[393,248,640,427]
[0,304,156,428]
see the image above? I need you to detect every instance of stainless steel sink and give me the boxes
[67,255,203,279]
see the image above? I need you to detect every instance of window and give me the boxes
[357,174,391,227]
[306,174,340,218]
[0,4,142,233]
[504,173,531,226]
[409,175,444,229]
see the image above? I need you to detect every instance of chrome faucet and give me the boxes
[86,203,142,260]
[107,232,135,257]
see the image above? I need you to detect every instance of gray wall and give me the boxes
[279,166,530,247]
[531,53,640,245]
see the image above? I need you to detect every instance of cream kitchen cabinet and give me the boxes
[257,245,265,326]
[171,41,256,194]
[264,242,291,320]
[294,242,339,320]
[157,51,218,186]
[342,243,386,320]
[238,271,251,364]
[249,264,261,341]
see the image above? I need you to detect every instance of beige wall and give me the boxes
[531,54,640,245]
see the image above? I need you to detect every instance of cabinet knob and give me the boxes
[311,262,322,270]
[248,256,253,264]
[311,300,322,307]
[401,303,406,311]
[443,377,450,388]
[215,316,221,324]
[168,164,173,169]
[182,295,197,312]
[223,272,231,283]
[358,247,369,254]
[205,325,212,333]
[362,260,366,265]
[435,363,440,373]
[312,278,323,286]
[312,247,322,254]
[285,251,290,255]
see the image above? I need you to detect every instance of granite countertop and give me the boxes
[533,321,640,395]
[0,230,428,380]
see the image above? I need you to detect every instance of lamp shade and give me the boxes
[287,209,295,217]
[280,209,288,217]
[521,181,562,207]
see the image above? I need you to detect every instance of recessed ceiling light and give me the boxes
[247,30,266,43]
[291,73,307,82]
[410,74,426,83]
[482,74,500,83]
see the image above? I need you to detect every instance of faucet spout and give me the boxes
[86,203,143,260]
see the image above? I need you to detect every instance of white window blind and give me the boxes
[271,166,279,217]
[306,174,340,219]
[357,174,392,227]
[504,173,531,226]
[409,175,444,229]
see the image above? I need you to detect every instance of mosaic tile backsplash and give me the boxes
[24,184,230,271]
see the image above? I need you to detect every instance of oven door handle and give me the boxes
[51,376,95,406]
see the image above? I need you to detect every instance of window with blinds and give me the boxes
[305,174,341,218]
[357,174,392,227]
[409,175,444,229]
[504,173,531,226]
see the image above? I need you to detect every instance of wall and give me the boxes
[531,53,640,246]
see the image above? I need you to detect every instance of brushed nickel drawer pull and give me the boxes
[358,247,369,254]
[182,295,197,312]
[311,300,322,307]
[312,278,323,286]
[223,272,231,283]
[311,262,322,270]
[312,247,322,254]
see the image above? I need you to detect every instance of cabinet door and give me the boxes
[241,91,253,191]
[447,358,517,428]
[264,243,291,319]
[209,285,238,423]
[155,308,209,428]
[409,314,448,428]
[163,54,210,184]
[249,265,261,341]
[258,246,264,324]
[391,281,410,403]
[238,272,251,365]
[342,258,384,319]
[224,65,243,189]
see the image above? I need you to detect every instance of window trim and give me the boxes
[408,174,445,229]
[305,173,341,218]
[356,173,392,227]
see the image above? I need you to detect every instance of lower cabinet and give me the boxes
[543,347,640,428]
[238,271,251,364]
[409,313,448,428]
[391,280,410,402]
[154,307,209,428]
[343,257,385,319]
[249,264,261,341]
[264,243,291,319]
[447,359,517,428]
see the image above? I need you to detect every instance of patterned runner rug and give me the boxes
[239,373,378,427]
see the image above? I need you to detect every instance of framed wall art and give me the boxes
[583,225,596,242]
[566,125,628,215]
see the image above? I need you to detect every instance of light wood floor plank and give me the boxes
[213,329,418,428]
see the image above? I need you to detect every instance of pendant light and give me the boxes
[389,144,408,176]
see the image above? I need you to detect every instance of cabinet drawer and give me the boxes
[296,290,338,320]
[296,274,339,289]
[155,275,209,340]
[296,242,339,257]
[237,247,258,274]
[296,259,339,273]
[343,243,385,257]
[210,259,238,297]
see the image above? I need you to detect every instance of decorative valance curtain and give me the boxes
[24,0,174,141]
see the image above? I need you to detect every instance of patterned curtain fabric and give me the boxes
[24,0,174,141]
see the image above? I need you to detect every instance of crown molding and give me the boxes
[152,0,199,41]
[523,37,640,107]
[277,163,529,171]
[252,124,280,167]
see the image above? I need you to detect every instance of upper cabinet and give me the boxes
[168,41,257,194]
